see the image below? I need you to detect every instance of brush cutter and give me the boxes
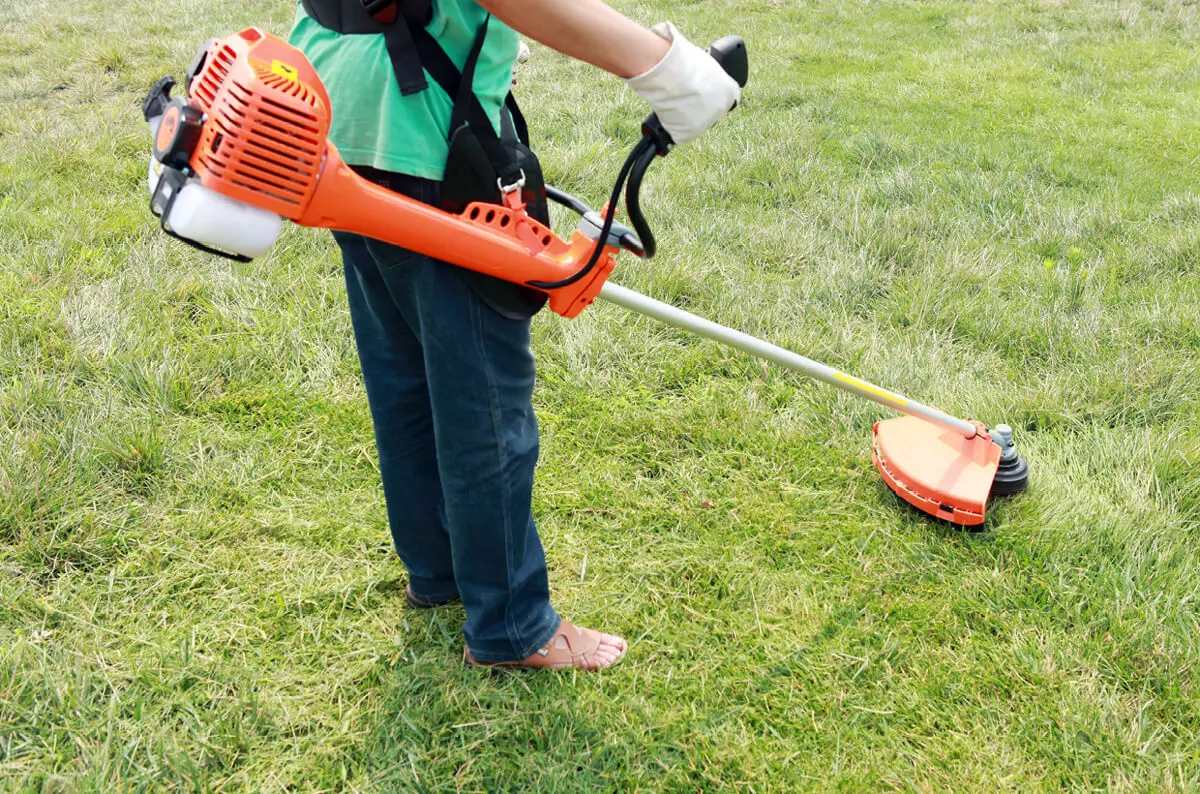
[141,28,1029,526]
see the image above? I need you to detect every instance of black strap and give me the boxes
[448,18,488,141]
[405,16,524,185]
[504,93,529,146]
[396,0,431,25]
[382,26,429,95]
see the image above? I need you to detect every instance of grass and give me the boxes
[2,0,1200,789]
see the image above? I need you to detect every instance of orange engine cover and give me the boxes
[187,28,331,218]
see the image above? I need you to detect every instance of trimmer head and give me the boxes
[872,416,1027,526]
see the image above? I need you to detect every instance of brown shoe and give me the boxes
[464,622,627,671]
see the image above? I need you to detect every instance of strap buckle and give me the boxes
[361,0,399,24]
[497,169,526,194]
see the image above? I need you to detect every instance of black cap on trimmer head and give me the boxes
[988,424,1030,496]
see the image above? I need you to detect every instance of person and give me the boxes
[288,0,739,671]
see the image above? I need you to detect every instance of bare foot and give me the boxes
[465,622,627,671]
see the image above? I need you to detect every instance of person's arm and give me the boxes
[478,0,669,78]
[477,0,740,146]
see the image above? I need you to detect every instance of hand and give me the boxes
[624,23,741,146]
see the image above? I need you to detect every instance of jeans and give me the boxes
[333,169,561,662]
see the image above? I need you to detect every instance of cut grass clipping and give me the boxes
[2,0,1200,791]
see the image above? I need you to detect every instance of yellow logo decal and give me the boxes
[271,60,299,81]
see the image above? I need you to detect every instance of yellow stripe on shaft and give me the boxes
[832,372,908,408]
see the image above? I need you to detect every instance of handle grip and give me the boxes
[642,35,748,154]
[707,35,749,88]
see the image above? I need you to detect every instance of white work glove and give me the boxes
[624,22,740,146]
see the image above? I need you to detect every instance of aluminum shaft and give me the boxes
[598,282,978,439]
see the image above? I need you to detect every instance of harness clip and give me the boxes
[497,169,526,194]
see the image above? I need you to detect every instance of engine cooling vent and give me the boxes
[186,30,331,218]
[194,79,323,208]
[189,43,236,111]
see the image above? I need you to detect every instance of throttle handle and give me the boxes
[642,35,748,154]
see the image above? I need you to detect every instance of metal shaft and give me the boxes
[598,282,978,439]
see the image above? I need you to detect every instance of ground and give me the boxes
[1,0,1199,790]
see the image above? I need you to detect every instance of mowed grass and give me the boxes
[2,0,1200,789]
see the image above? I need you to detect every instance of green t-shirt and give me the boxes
[287,0,519,180]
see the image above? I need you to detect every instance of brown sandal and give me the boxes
[464,622,627,671]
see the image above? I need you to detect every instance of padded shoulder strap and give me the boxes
[302,0,431,31]
[301,0,430,94]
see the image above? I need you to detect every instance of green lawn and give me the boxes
[3,0,1200,790]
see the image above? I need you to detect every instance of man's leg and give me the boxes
[335,231,458,603]
[364,237,561,662]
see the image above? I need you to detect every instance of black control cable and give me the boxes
[526,136,655,291]
[623,140,662,260]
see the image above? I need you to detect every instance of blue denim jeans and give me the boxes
[333,170,561,662]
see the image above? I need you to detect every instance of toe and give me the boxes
[589,633,627,669]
